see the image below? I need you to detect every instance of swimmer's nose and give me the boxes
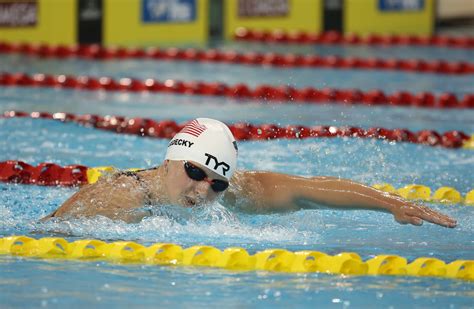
[193,179,213,200]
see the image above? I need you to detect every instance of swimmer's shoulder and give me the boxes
[223,170,267,213]
[42,167,162,221]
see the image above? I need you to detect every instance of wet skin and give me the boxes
[42,160,457,228]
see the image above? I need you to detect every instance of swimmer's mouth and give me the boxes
[184,196,197,207]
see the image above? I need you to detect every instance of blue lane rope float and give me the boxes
[0,236,472,281]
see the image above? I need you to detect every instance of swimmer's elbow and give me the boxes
[39,210,58,222]
[39,215,51,222]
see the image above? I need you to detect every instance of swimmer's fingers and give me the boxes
[404,205,457,228]
[394,212,423,226]
[407,216,423,226]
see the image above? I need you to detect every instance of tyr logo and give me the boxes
[204,153,230,176]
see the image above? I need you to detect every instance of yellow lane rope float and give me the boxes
[463,134,474,149]
[372,183,474,205]
[0,236,472,281]
[86,167,474,206]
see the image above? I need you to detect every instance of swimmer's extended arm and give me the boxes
[225,171,457,228]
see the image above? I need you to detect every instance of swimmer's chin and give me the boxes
[183,196,198,208]
[178,196,206,208]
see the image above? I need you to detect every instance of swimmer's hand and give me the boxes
[390,202,457,228]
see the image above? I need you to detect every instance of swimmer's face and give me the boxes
[163,160,228,207]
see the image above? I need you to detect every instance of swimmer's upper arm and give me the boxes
[224,171,302,212]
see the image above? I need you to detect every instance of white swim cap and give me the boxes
[165,118,238,180]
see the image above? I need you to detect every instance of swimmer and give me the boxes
[42,118,457,228]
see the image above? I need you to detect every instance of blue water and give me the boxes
[1,44,474,308]
[221,41,474,61]
[1,87,474,133]
[1,54,474,96]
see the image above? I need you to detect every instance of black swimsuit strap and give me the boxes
[117,167,158,205]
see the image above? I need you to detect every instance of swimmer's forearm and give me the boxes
[233,171,456,227]
[275,175,456,227]
[289,177,401,213]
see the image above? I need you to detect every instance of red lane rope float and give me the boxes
[0,42,473,75]
[234,28,474,49]
[2,110,471,149]
[1,72,473,109]
[0,160,88,186]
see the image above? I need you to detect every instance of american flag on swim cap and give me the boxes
[179,119,207,137]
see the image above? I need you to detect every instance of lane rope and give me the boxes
[0,161,473,206]
[0,236,472,280]
[1,72,473,109]
[2,110,473,149]
[0,42,473,75]
[233,28,474,49]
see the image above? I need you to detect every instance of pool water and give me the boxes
[0,42,473,308]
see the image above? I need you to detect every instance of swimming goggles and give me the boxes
[183,161,229,192]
